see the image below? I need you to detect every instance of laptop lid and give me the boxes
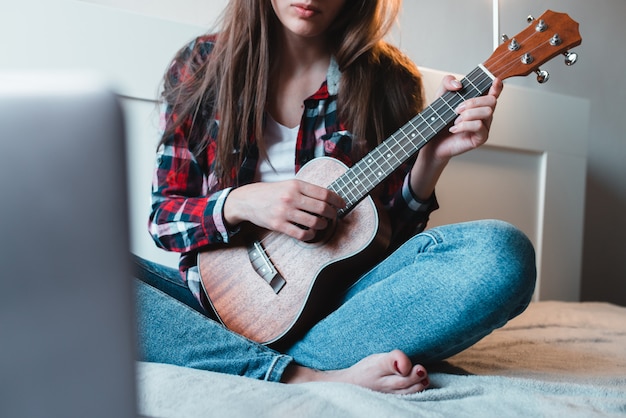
[0,72,137,418]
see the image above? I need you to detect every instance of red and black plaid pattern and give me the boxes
[148,35,438,300]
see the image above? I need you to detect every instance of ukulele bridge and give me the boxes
[247,241,286,294]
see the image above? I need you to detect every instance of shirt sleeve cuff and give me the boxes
[401,173,438,212]
[210,187,240,243]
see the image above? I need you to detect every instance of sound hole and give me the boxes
[299,217,337,247]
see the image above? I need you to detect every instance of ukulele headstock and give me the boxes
[484,10,582,83]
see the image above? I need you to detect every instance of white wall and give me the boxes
[79,0,227,27]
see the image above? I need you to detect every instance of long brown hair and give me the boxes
[161,0,424,187]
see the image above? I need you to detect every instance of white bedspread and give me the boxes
[137,301,626,417]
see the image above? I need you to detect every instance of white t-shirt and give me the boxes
[255,113,299,182]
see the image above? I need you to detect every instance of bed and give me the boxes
[136,301,626,417]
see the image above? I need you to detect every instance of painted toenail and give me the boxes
[393,361,401,374]
[417,370,425,377]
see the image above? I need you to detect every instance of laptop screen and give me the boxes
[0,72,138,418]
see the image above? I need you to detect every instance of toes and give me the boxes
[387,364,430,394]
[415,365,430,390]
[408,377,430,394]
[414,364,427,380]
[388,349,413,376]
[387,352,430,393]
[400,371,430,394]
[390,376,430,395]
[406,365,429,392]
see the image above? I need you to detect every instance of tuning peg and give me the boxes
[563,51,578,66]
[535,19,547,32]
[501,34,509,43]
[535,69,550,84]
[508,38,520,51]
[521,53,534,65]
[527,15,535,23]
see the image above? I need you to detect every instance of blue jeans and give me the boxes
[134,219,536,381]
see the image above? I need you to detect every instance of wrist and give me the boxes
[410,153,448,201]
[222,186,244,227]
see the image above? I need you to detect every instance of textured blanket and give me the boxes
[137,301,626,417]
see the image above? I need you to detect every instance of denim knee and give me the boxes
[474,219,537,314]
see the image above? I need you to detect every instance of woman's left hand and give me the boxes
[407,75,503,201]
[422,75,503,164]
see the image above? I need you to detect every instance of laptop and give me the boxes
[0,72,138,418]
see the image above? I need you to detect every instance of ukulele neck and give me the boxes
[334,65,495,217]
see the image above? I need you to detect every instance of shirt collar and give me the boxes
[326,56,340,96]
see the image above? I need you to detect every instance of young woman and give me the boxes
[135,0,536,394]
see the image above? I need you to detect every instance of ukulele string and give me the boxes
[254,228,310,274]
[486,25,553,79]
[331,67,494,214]
[250,30,530,272]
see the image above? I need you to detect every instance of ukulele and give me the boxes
[198,10,582,348]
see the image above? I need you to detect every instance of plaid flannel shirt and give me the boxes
[149,35,438,302]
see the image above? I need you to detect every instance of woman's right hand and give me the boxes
[223,180,346,242]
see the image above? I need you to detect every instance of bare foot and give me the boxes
[281,349,429,394]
